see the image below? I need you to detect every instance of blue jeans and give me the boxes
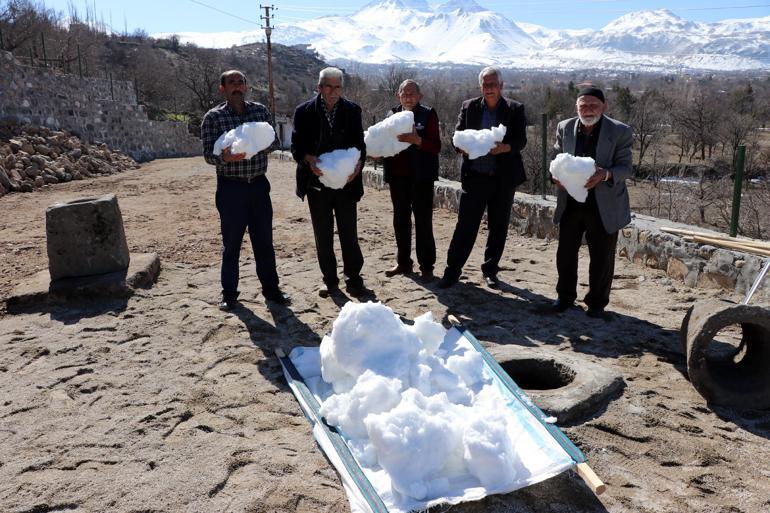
[215,175,279,301]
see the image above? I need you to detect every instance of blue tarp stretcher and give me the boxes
[277,318,605,513]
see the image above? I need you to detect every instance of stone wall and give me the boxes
[363,167,769,299]
[0,51,200,162]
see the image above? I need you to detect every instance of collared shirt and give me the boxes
[201,100,278,179]
[569,116,604,209]
[320,98,339,129]
[470,101,498,175]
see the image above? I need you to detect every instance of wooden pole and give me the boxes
[682,236,770,257]
[730,145,746,237]
[541,113,548,199]
[576,462,607,495]
[661,227,770,251]
[40,33,47,68]
[261,4,276,124]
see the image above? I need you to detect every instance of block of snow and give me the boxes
[452,124,507,160]
[549,153,596,203]
[364,111,414,158]
[317,147,361,189]
[213,121,275,159]
[289,301,577,513]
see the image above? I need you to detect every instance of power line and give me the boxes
[186,0,260,25]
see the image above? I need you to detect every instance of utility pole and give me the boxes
[260,4,276,124]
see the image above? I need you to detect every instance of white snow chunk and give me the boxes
[319,301,423,391]
[317,147,361,189]
[364,111,414,158]
[452,124,506,160]
[213,121,275,159]
[549,152,596,203]
[290,301,577,511]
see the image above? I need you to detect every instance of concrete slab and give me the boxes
[489,345,625,426]
[5,252,160,312]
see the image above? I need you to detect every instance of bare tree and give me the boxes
[631,89,666,170]
[176,46,223,113]
[0,0,58,51]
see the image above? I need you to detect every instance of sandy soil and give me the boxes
[0,156,768,513]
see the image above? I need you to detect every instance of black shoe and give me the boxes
[419,270,434,283]
[264,289,291,305]
[345,281,369,298]
[483,275,499,288]
[319,283,339,298]
[586,307,612,321]
[385,263,413,277]
[551,298,575,313]
[437,276,457,289]
[218,299,239,311]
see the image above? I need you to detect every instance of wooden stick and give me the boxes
[662,226,766,244]
[662,227,770,250]
[683,235,770,256]
[576,462,607,495]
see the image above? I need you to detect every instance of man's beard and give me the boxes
[579,114,600,126]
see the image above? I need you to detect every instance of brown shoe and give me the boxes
[385,264,413,277]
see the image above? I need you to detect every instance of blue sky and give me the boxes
[40,0,770,34]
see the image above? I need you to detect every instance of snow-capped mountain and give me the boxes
[156,2,770,72]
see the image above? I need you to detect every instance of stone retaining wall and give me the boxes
[363,166,769,299]
[0,51,200,162]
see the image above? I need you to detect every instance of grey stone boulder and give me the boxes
[46,193,130,280]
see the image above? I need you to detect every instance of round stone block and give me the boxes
[682,299,770,409]
[489,345,625,425]
[46,193,130,280]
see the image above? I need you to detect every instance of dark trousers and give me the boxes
[306,186,364,287]
[388,175,436,273]
[556,202,619,310]
[215,175,279,301]
[443,173,515,280]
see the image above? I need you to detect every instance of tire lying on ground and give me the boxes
[682,299,770,409]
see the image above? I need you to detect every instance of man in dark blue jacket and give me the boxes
[291,67,367,298]
[383,79,441,282]
[438,67,527,289]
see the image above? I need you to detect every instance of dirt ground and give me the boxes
[1,156,768,513]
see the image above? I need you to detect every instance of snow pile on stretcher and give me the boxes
[290,301,574,513]
[364,111,414,158]
[213,121,275,159]
[317,147,361,189]
[452,124,506,159]
[549,153,596,203]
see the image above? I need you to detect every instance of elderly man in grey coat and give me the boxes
[551,85,633,319]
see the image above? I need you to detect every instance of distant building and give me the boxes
[274,114,293,149]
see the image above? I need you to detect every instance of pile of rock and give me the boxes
[0,124,139,196]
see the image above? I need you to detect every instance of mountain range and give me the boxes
[158,0,770,72]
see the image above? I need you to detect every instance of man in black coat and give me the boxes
[438,67,527,289]
[291,67,368,298]
[382,79,441,282]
